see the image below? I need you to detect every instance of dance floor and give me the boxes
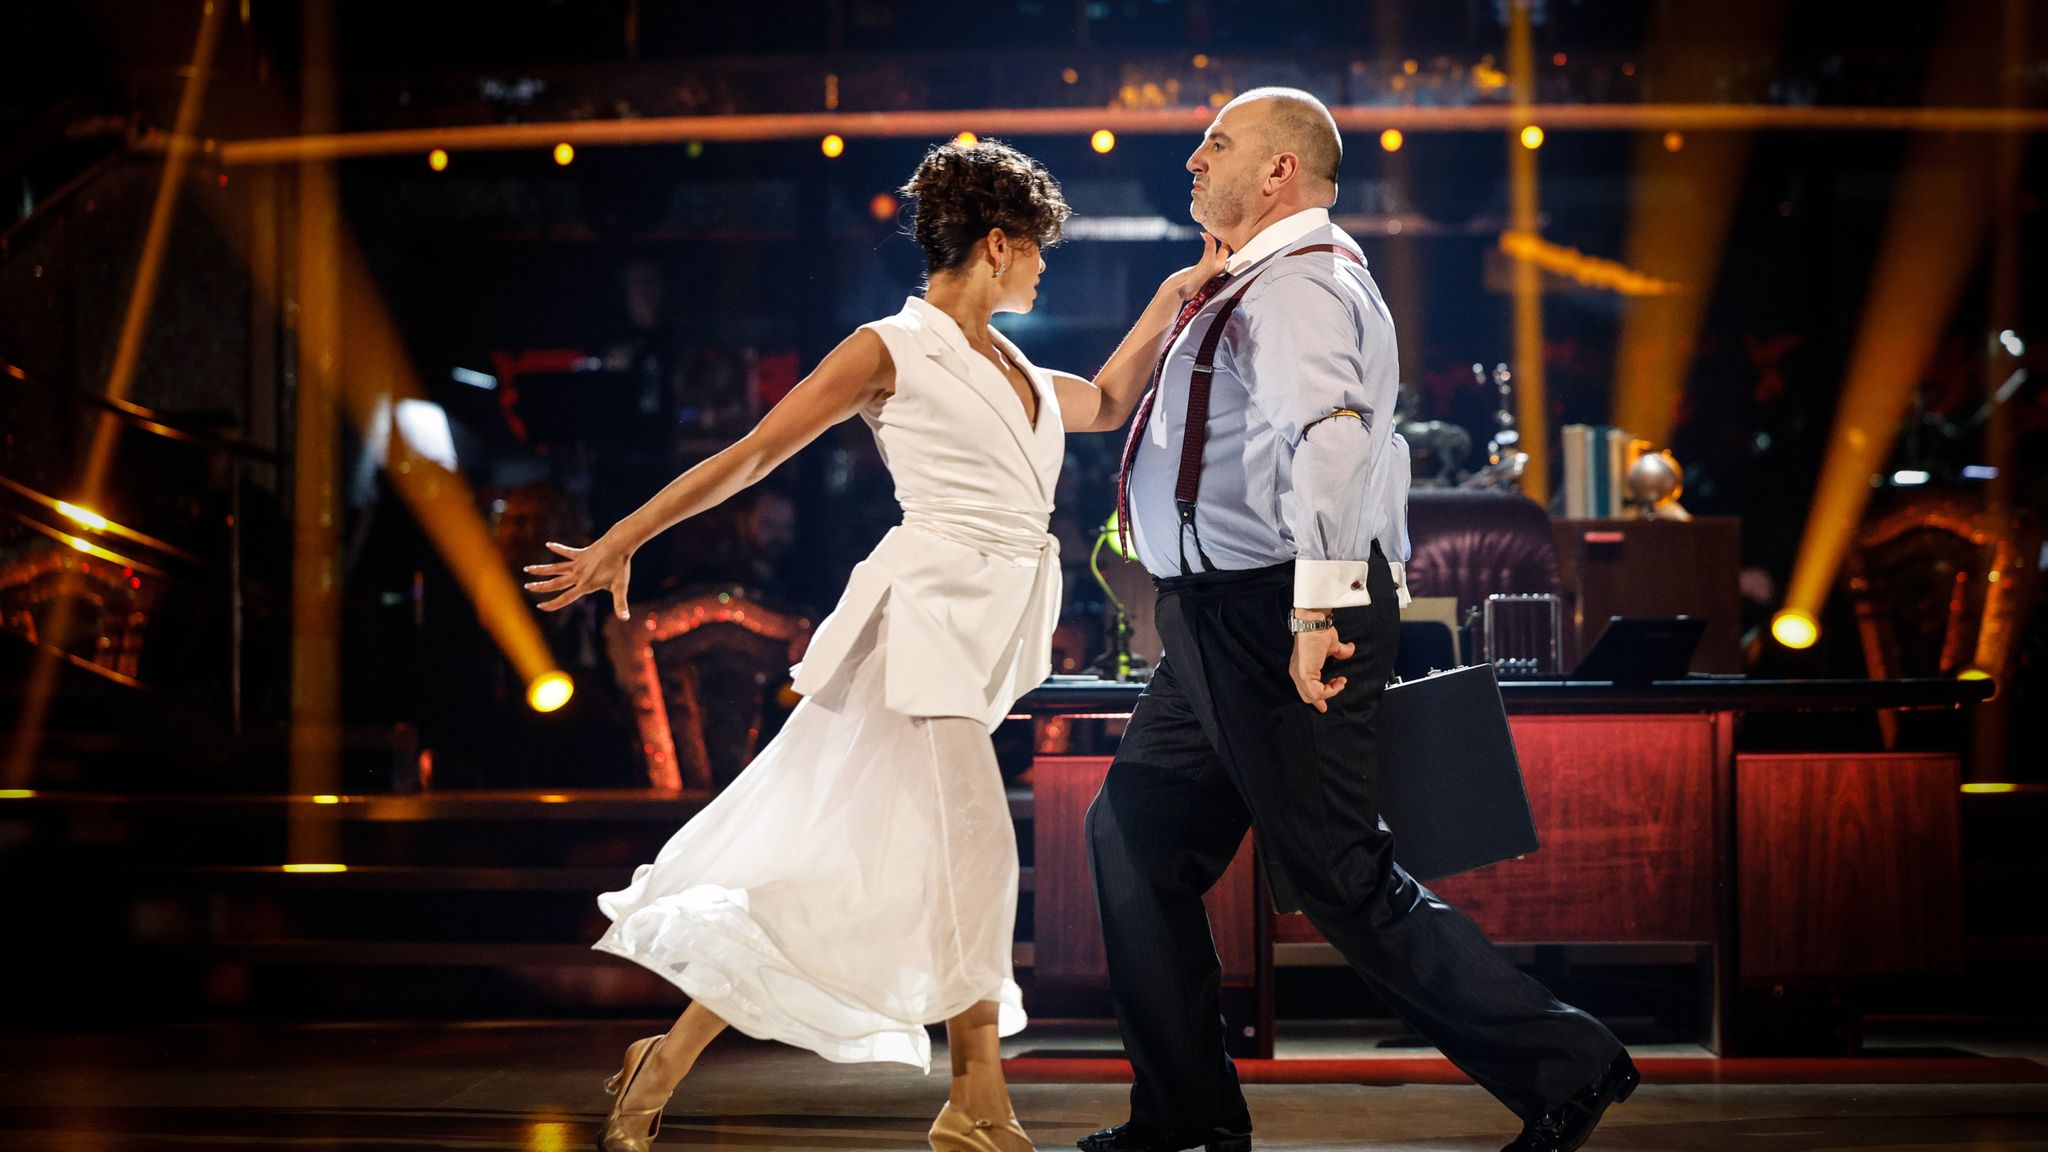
[1,1020,2044,1151]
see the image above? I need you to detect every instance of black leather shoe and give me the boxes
[1500,1051,1640,1152]
[1076,1121,1252,1152]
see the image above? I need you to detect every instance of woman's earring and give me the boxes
[993,263,1006,278]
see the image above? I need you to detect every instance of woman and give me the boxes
[524,139,1225,1152]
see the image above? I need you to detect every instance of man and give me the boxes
[1079,88,1638,1152]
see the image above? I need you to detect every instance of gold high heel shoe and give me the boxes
[929,1100,1035,1152]
[596,1035,671,1152]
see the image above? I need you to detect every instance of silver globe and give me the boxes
[1625,450,1685,512]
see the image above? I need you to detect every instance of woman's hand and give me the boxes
[524,534,635,620]
[1159,232,1231,301]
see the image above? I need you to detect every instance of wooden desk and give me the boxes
[1017,677,1984,1055]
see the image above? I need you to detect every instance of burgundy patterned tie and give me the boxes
[1115,269,1232,557]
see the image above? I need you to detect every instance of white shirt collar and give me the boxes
[1225,207,1332,274]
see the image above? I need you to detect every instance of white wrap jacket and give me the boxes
[790,297,1065,731]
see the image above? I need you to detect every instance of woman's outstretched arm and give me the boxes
[1051,233,1229,434]
[523,327,893,619]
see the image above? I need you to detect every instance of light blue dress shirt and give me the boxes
[1127,208,1412,607]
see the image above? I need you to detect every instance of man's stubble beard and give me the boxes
[1193,172,1253,235]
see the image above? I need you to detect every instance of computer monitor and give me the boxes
[1566,616,1705,684]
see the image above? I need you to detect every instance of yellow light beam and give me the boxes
[7,0,225,789]
[1612,0,1784,451]
[292,0,344,868]
[80,0,228,500]
[0,476,208,565]
[327,234,561,691]
[1781,3,2014,637]
[176,88,568,739]
[204,103,2048,165]
[1506,0,1549,505]
[1497,231,1684,297]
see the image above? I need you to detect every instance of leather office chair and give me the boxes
[1404,488,1564,616]
[1403,490,1563,673]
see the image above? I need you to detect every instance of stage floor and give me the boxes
[1,1021,2044,1150]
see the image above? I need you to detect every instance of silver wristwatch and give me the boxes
[1287,613,1336,634]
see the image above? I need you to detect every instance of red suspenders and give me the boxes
[1131,241,1365,575]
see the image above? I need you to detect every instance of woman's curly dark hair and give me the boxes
[899,138,1070,275]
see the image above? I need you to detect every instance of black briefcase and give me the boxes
[1374,663,1539,882]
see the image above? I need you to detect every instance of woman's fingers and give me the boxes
[536,588,581,612]
[610,559,632,620]
[544,540,584,558]
[522,561,571,576]
[523,575,575,593]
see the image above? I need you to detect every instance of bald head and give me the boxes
[1224,87,1342,202]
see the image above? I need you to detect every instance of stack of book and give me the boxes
[1562,424,1637,519]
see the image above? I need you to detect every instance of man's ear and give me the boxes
[1266,151,1300,193]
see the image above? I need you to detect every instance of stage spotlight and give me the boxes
[55,501,108,531]
[428,148,448,171]
[1192,54,1210,69]
[1380,129,1404,152]
[1552,52,1568,66]
[1662,131,1683,152]
[312,794,341,805]
[954,132,978,147]
[528,671,575,713]
[1771,610,1819,650]
[282,864,348,874]
[1091,130,1116,154]
[868,192,897,222]
[1520,125,1545,149]
[1962,782,2018,794]
[553,142,574,166]
[1891,469,1931,487]
[1061,68,1078,84]
[0,790,36,800]
[821,134,845,158]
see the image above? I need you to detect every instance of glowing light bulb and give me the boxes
[1771,611,1818,650]
[528,671,575,712]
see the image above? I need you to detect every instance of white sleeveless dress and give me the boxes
[593,296,1064,1071]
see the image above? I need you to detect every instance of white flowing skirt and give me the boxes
[593,642,1025,1072]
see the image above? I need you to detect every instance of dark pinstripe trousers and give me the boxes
[1085,547,1622,1132]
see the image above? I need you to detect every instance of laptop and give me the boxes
[1565,615,1705,684]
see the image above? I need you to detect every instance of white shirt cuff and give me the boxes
[1295,558,1375,608]
[1293,558,1413,610]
